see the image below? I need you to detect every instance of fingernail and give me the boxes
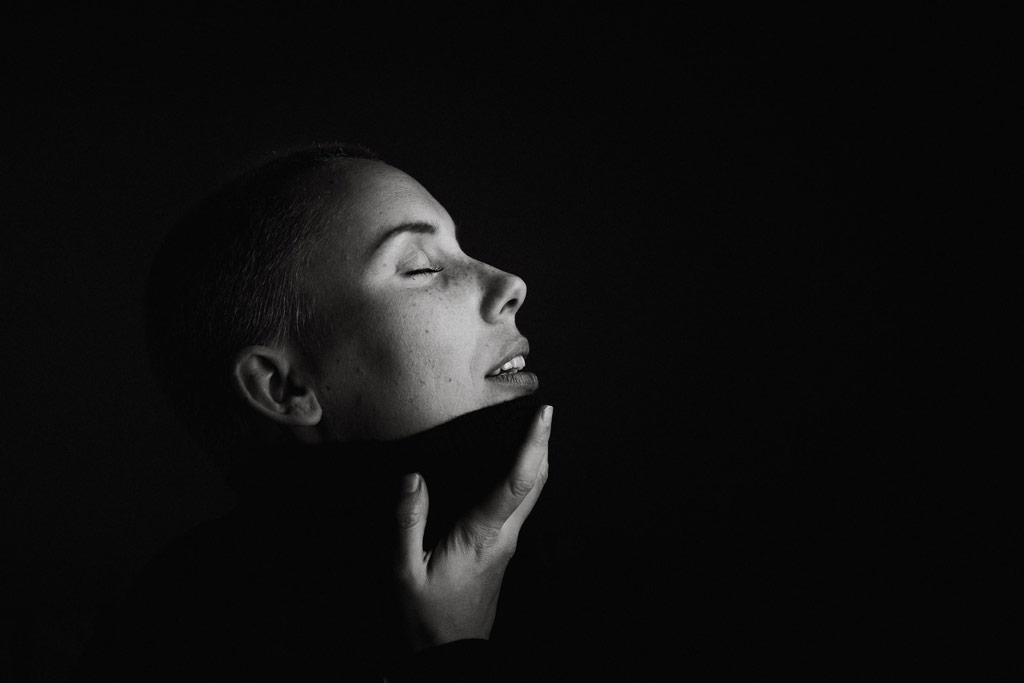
[541,405,553,426]
[402,473,421,494]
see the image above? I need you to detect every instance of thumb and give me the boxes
[394,473,428,575]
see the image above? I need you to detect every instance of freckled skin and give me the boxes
[301,160,536,442]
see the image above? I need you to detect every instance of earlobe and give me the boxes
[232,345,322,427]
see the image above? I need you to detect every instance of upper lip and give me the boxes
[487,338,530,376]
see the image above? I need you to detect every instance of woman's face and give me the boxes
[304,160,538,441]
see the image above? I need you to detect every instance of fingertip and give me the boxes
[530,405,553,448]
[541,404,554,426]
[396,473,428,534]
[402,472,421,495]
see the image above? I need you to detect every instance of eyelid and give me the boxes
[397,244,445,271]
[406,266,444,276]
[397,248,431,267]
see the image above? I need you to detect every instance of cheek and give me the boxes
[355,300,443,379]
[397,297,478,385]
[400,320,463,381]
[331,281,480,392]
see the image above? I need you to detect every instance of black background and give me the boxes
[4,8,999,681]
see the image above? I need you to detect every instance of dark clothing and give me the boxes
[71,396,546,682]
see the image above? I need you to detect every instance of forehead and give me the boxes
[306,160,452,275]
[323,160,450,244]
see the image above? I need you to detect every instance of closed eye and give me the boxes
[406,266,445,277]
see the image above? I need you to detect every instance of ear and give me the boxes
[232,345,323,427]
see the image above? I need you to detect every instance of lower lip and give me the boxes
[485,370,539,392]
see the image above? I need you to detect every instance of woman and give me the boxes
[72,144,553,681]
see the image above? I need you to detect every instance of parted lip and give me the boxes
[486,338,531,376]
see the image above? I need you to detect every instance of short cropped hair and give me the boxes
[145,142,379,469]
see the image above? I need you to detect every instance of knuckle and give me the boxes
[507,474,535,499]
[462,521,501,555]
[499,536,518,558]
[477,535,517,564]
[396,506,422,530]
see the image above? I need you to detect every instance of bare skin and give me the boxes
[393,405,552,652]
[231,159,551,655]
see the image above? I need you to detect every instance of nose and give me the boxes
[480,263,527,324]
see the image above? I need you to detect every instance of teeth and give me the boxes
[489,354,526,376]
[500,355,525,371]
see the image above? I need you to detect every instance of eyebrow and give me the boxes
[368,220,458,257]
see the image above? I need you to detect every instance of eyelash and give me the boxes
[406,266,445,277]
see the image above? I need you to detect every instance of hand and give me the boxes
[390,404,552,653]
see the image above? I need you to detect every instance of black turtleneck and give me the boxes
[71,394,548,682]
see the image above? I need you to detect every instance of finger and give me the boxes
[461,405,552,538]
[394,473,429,578]
[504,449,549,537]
